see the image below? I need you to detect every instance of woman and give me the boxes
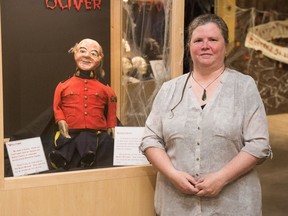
[140,14,272,215]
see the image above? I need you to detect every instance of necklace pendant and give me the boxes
[202,89,207,101]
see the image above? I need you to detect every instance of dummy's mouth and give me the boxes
[81,59,91,63]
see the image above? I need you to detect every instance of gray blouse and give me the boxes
[140,68,272,216]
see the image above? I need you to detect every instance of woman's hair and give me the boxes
[186,14,229,70]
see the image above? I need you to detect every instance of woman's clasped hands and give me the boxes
[169,170,227,197]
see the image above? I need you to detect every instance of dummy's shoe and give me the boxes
[80,151,95,167]
[49,151,70,170]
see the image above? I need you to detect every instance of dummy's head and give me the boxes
[69,38,104,71]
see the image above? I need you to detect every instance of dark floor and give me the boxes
[257,114,288,216]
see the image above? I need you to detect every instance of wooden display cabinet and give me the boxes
[0,1,184,215]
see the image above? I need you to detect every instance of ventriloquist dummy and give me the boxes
[49,38,117,170]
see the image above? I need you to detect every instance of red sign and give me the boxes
[46,0,102,11]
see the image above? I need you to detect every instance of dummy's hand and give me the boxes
[169,170,200,195]
[58,120,71,138]
[107,128,115,138]
[195,172,226,197]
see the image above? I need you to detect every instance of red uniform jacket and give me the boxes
[54,76,117,130]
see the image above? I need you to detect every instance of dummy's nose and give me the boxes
[83,52,90,57]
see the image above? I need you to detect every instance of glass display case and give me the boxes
[0,2,184,215]
[116,0,184,126]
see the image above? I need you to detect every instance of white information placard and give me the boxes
[150,60,166,81]
[113,127,149,166]
[6,137,49,177]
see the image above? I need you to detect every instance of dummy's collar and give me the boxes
[74,69,95,79]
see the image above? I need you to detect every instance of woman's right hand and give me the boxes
[168,170,200,195]
[144,148,200,195]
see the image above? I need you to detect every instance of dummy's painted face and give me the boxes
[74,39,103,71]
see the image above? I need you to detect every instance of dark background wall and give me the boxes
[1,0,110,137]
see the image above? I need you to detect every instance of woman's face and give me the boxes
[74,39,103,71]
[189,22,227,70]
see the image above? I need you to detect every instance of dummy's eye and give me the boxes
[91,50,99,57]
[79,49,86,54]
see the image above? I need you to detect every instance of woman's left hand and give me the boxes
[194,172,226,197]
